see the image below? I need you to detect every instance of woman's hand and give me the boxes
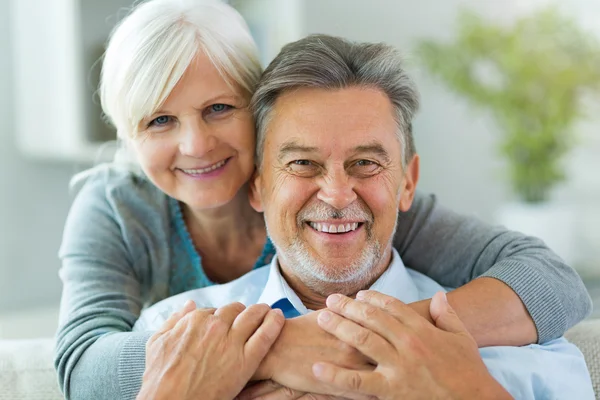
[137,300,285,400]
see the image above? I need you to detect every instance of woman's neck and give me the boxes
[182,187,264,250]
[180,186,267,283]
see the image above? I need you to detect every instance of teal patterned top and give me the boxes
[168,196,275,295]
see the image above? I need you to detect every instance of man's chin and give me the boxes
[281,239,383,291]
[302,268,375,298]
[308,246,366,262]
[307,262,374,285]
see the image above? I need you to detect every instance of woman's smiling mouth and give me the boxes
[179,157,230,175]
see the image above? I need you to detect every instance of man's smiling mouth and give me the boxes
[307,222,364,234]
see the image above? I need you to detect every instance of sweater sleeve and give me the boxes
[392,191,592,343]
[55,171,162,399]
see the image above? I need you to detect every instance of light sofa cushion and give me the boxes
[0,338,63,400]
[566,319,600,399]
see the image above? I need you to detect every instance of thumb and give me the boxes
[429,292,466,334]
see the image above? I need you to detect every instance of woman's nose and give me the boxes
[178,120,217,157]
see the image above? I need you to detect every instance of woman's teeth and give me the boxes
[309,222,359,233]
[181,159,227,174]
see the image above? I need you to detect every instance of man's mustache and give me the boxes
[297,202,374,224]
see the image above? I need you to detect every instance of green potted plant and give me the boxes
[415,7,600,262]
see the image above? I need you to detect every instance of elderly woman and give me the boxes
[54,0,591,399]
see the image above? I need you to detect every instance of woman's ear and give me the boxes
[398,154,420,212]
[248,169,264,212]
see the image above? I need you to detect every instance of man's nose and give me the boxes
[316,170,357,210]
[178,119,217,157]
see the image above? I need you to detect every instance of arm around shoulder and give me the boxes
[393,191,592,343]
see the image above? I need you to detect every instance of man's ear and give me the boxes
[248,168,264,212]
[398,154,420,212]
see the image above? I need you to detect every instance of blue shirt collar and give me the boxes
[257,248,420,317]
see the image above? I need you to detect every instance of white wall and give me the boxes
[0,0,74,313]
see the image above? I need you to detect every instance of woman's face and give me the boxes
[131,52,256,210]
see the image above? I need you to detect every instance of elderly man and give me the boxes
[135,35,593,400]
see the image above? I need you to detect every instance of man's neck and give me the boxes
[278,248,393,311]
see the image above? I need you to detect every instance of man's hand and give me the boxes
[137,300,284,400]
[311,291,513,400]
[253,309,373,393]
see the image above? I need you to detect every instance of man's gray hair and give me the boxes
[251,34,420,168]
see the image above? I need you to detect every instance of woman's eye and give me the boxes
[149,116,172,127]
[209,104,232,113]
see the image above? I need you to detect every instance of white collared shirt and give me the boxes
[135,249,594,399]
[255,249,423,317]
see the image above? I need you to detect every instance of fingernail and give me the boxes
[441,292,448,304]
[356,291,366,300]
[328,294,341,305]
[318,311,332,323]
[273,308,284,316]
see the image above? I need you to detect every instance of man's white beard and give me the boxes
[278,234,383,296]
[267,198,400,296]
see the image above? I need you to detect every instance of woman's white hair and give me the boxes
[73,0,262,185]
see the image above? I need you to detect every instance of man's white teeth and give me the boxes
[182,159,227,174]
[309,222,359,233]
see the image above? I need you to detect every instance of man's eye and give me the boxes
[356,160,375,166]
[352,159,381,175]
[292,160,312,166]
[288,160,319,175]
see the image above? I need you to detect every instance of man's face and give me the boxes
[250,86,419,293]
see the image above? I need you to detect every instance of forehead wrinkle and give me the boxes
[267,88,399,166]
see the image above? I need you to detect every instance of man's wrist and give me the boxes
[253,354,274,381]
[408,299,434,325]
[252,321,287,381]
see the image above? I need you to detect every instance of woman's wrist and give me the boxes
[137,376,176,400]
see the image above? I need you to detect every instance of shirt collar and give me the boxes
[257,248,420,316]
[257,256,310,316]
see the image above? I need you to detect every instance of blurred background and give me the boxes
[1,0,599,339]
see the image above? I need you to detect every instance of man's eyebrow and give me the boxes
[278,141,319,159]
[351,143,391,162]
